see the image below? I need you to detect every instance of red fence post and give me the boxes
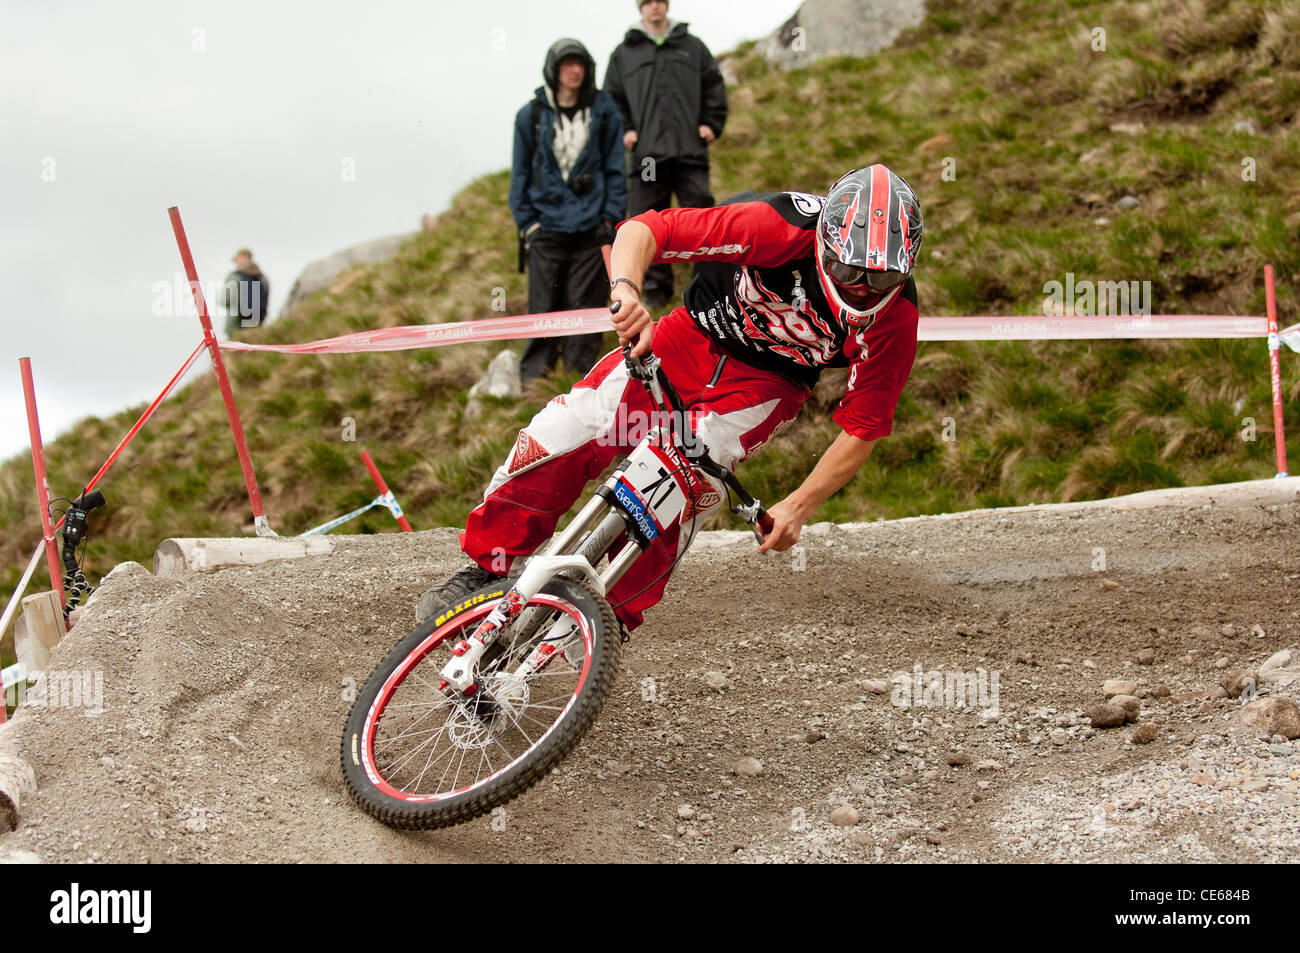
[19,358,69,628]
[1265,265,1289,478]
[360,450,414,532]
[167,206,277,535]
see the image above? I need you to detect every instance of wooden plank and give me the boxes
[16,591,63,676]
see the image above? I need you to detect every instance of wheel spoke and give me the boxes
[409,729,462,793]
[373,704,451,754]
[373,723,450,753]
[448,736,474,794]
[388,730,453,784]
[396,744,459,794]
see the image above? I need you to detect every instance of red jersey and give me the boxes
[633,191,918,442]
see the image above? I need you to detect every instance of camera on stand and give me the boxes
[60,488,106,621]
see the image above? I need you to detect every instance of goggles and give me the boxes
[822,256,910,293]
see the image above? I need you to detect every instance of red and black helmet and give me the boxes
[815,164,923,326]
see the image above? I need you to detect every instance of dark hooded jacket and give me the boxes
[508,38,627,234]
[221,265,269,335]
[604,21,727,164]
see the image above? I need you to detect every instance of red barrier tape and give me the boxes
[916,314,1267,341]
[217,311,1268,356]
[209,304,1285,481]
[219,309,614,354]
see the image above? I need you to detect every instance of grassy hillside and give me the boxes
[2,0,1298,624]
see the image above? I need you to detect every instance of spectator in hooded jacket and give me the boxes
[510,38,627,384]
[221,248,270,337]
[605,0,728,311]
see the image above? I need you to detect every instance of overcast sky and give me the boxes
[0,0,798,463]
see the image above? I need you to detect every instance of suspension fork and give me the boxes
[533,469,650,588]
[439,552,604,695]
[489,479,643,656]
[536,493,609,559]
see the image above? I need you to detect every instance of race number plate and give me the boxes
[614,434,692,541]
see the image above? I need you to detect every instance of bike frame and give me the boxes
[439,347,773,698]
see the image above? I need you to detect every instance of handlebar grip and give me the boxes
[757,511,774,535]
[612,302,636,361]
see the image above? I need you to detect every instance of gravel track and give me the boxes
[2,479,1298,863]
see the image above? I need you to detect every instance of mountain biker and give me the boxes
[418,164,923,630]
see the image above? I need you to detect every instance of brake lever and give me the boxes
[735,498,775,543]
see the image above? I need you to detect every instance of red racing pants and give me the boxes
[460,307,810,629]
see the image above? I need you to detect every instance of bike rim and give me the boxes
[359,594,595,804]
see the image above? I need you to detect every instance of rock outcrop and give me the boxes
[762,0,927,71]
[281,233,413,315]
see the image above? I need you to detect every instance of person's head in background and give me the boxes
[639,0,669,35]
[557,53,585,99]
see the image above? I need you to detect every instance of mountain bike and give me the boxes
[340,317,774,829]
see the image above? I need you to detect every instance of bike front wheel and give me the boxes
[341,577,620,829]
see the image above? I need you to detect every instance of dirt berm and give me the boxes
[2,478,1299,863]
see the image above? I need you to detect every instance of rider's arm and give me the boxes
[610,197,816,355]
[636,200,813,268]
[609,220,659,356]
[760,291,920,554]
[757,430,875,554]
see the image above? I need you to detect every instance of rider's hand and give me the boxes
[698,125,715,144]
[623,130,639,150]
[756,498,805,554]
[610,284,655,357]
